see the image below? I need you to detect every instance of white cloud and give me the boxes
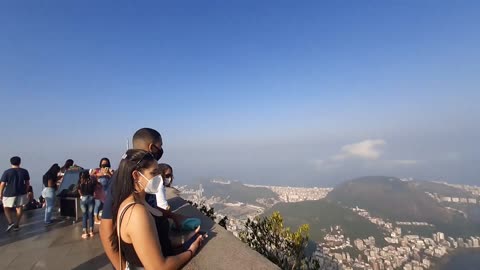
[312,139,422,171]
[333,139,386,160]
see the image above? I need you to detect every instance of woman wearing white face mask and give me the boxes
[158,163,174,188]
[110,149,204,270]
[147,163,201,240]
[153,163,174,211]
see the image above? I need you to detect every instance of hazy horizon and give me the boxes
[1,2,479,196]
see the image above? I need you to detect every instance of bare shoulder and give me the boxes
[121,202,151,227]
[120,202,154,243]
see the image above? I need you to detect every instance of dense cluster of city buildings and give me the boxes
[179,181,332,205]
[440,182,480,197]
[424,191,478,205]
[244,184,332,202]
[312,207,480,270]
[316,226,480,270]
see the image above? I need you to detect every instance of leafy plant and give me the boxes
[218,216,228,229]
[187,200,215,220]
[187,200,228,229]
[240,211,317,270]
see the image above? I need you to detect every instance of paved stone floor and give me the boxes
[0,208,110,270]
[0,194,278,270]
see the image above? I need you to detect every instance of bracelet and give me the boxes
[187,249,193,259]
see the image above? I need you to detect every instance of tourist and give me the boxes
[154,163,199,232]
[27,185,34,203]
[111,149,203,269]
[60,159,74,174]
[42,163,61,224]
[91,158,114,192]
[39,195,45,207]
[24,186,39,210]
[100,128,165,269]
[90,158,112,224]
[78,170,95,238]
[159,163,174,188]
[0,156,31,232]
[57,159,74,188]
[93,176,105,224]
[153,163,173,210]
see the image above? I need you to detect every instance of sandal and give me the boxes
[89,231,94,237]
[82,233,88,239]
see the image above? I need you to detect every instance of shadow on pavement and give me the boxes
[0,208,75,247]
[71,253,112,270]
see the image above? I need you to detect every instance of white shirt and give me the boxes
[155,176,169,210]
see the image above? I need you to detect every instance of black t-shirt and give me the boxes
[79,180,95,196]
[1,168,30,197]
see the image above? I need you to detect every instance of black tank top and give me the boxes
[119,205,173,267]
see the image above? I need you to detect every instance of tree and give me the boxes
[240,211,314,270]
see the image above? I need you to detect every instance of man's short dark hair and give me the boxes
[10,156,21,166]
[133,128,161,146]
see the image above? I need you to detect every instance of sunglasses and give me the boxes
[135,152,155,168]
[151,144,164,160]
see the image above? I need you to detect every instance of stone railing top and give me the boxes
[166,188,279,270]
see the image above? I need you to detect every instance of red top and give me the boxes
[93,182,106,202]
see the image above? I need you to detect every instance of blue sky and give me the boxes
[0,1,479,195]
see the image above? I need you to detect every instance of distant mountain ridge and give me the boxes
[326,176,480,237]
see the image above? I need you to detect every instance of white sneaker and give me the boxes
[6,223,15,232]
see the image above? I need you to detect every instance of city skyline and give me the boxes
[1,2,479,194]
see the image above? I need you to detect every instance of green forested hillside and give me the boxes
[264,199,386,245]
[326,176,480,237]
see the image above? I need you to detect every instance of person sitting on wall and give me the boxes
[24,186,40,210]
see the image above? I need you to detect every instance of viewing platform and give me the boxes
[0,190,278,270]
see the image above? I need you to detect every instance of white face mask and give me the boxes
[138,172,162,194]
[164,177,172,187]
